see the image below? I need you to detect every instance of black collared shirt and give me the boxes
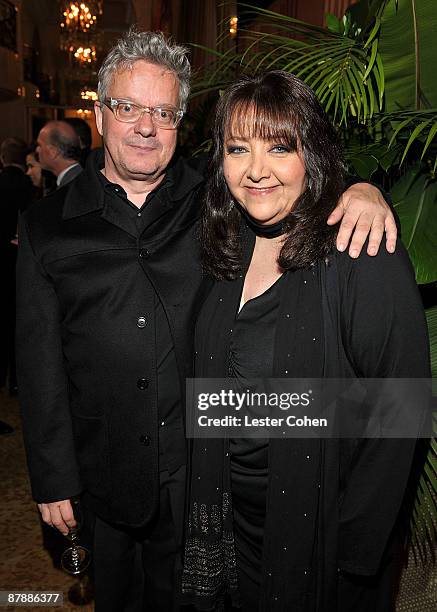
[95,153,186,474]
[95,159,174,234]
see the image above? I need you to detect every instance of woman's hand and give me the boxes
[327,182,397,258]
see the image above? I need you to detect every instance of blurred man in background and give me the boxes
[36,120,82,188]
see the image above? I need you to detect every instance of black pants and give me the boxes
[83,465,186,612]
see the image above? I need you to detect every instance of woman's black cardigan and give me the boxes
[183,230,430,611]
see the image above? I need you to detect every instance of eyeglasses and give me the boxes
[103,98,184,129]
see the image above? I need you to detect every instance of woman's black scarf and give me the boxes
[233,201,286,238]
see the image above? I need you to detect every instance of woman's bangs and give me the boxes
[225,99,299,149]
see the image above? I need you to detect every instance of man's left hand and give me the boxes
[327,182,397,258]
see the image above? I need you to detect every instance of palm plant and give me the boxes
[190,0,437,561]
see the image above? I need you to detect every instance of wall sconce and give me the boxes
[229,16,238,37]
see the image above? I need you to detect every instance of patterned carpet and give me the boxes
[0,390,93,612]
[0,388,435,611]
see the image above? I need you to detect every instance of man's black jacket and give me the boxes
[16,151,209,527]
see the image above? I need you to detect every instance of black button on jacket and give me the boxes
[16,149,210,528]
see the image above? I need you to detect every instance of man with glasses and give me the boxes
[17,29,397,611]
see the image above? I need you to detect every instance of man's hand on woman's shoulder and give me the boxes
[328,182,397,258]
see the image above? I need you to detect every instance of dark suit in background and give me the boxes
[56,163,82,188]
[0,165,32,391]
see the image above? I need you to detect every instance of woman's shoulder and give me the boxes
[330,239,417,290]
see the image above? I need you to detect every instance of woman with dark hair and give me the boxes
[182,71,430,611]
[25,147,43,194]
[26,145,56,198]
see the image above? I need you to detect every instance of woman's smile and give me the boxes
[243,185,280,195]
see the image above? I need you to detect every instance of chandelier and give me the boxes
[60,1,103,65]
[72,45,97,64]
[61,2,98,32]
[80,88,98,101]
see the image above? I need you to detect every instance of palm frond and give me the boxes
[191,7,383,127]
[408,306,437,562]
[377,109,437,169]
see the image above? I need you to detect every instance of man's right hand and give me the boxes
[38,499,77,536]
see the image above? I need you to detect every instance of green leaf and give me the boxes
[388,117,414,148]
[421,121,437,160]
[350,61,369,121]
[364,16,381,48]
[347,153,379,179]
[426,305,437,393]
[284,44,344,79]
[378,110,437,165]
[375,53,385,107]
[408,427,437,559]
[423,460,437,493]
[363,38,379,80]
[326,13,341,34]
[400,118,433,164]
[379,0,437,111]
[378,145,401,171]
[188,43,225,59]
[347,67,365,121]
[392,166,437,284]
[367,72,376,118]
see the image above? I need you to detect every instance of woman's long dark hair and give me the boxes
[201,71,346,280]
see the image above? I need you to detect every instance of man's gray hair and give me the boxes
[97,28,191,111]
